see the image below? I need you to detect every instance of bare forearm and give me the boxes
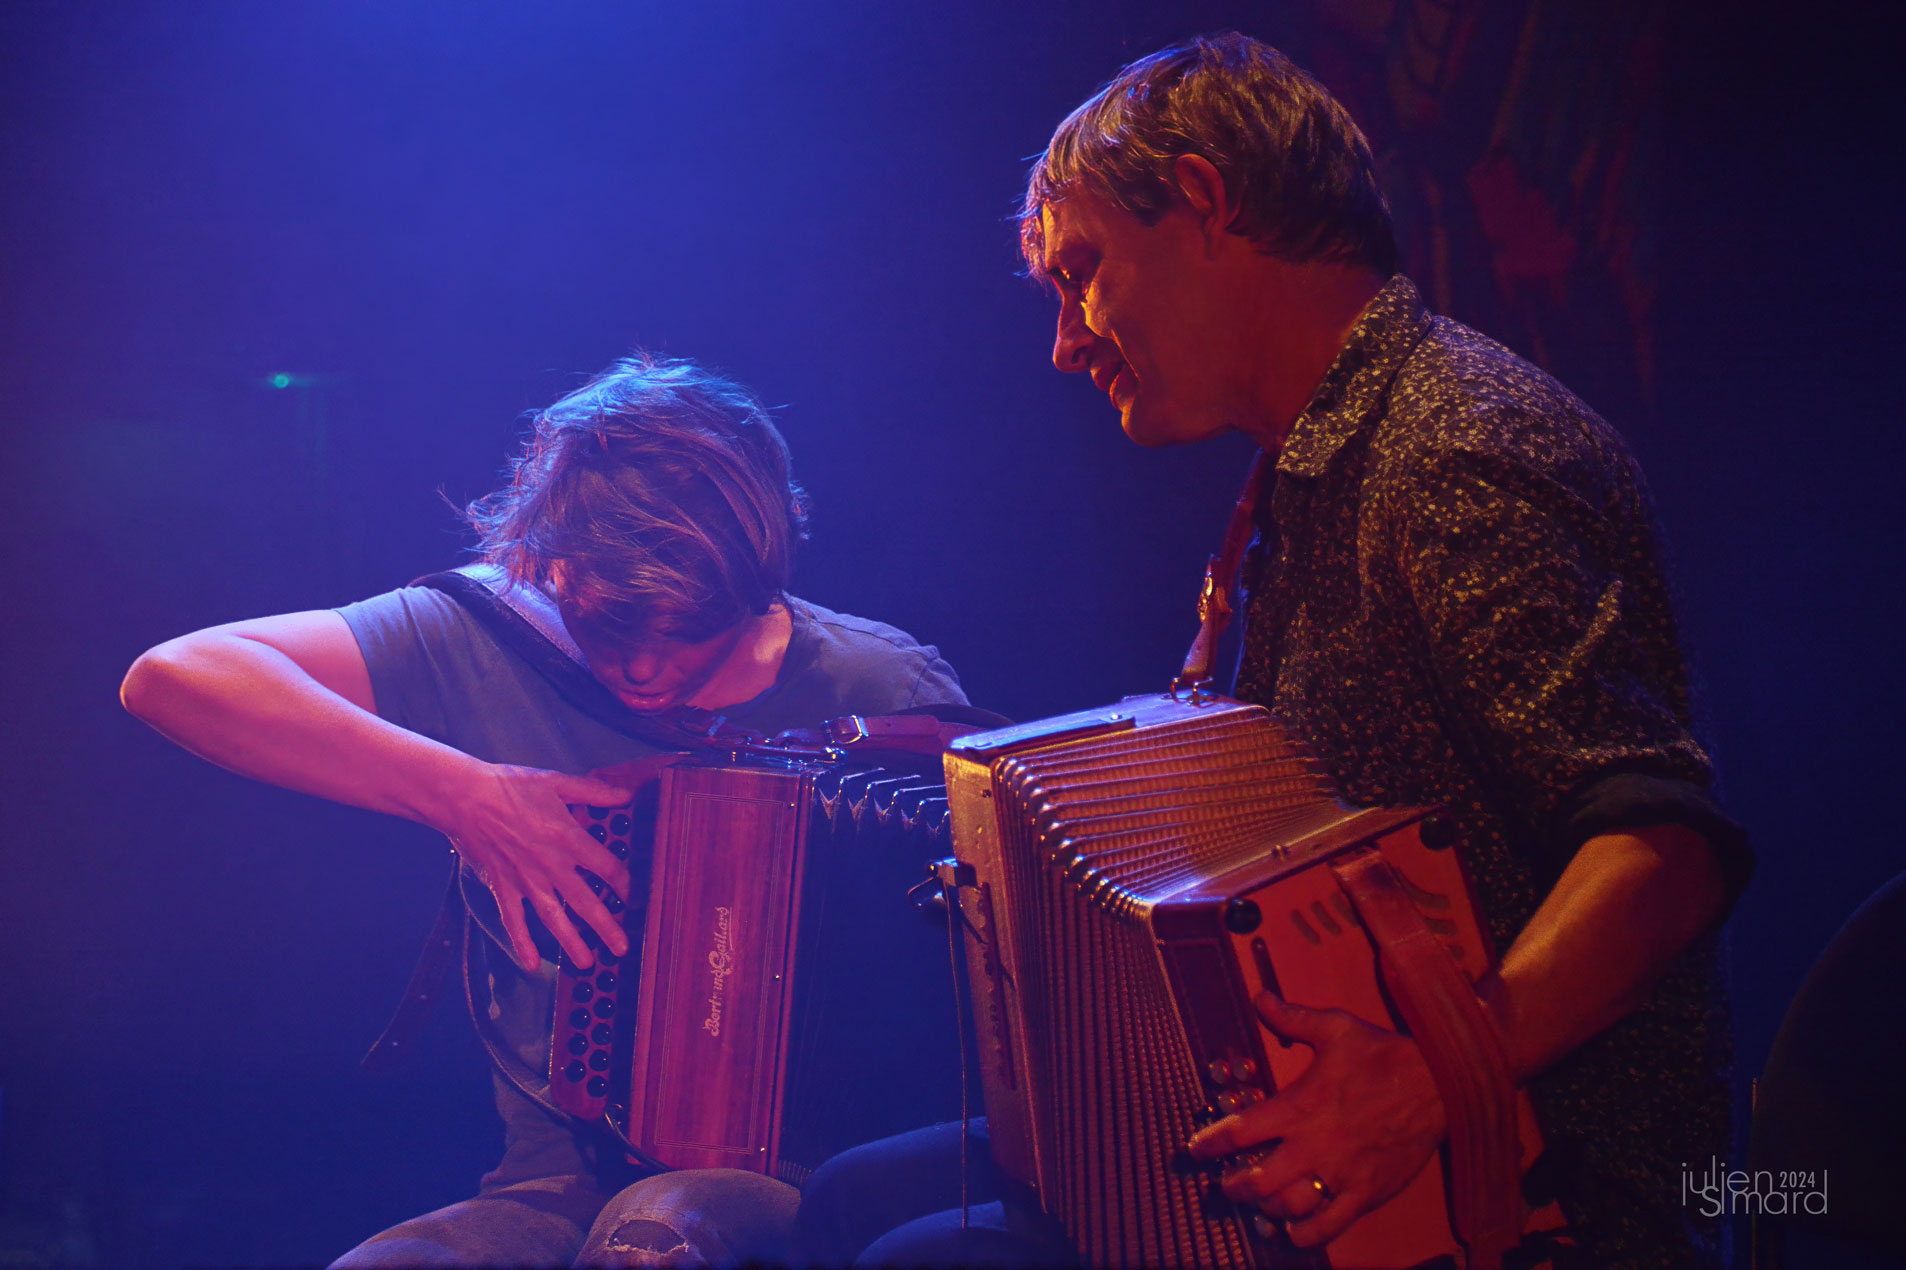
[1480,824,1726,1084]
[121,629,476,832]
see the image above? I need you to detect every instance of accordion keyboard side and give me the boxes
[949,696,1567,1269]
[553,755,963,1180]
[627,761,813,1172]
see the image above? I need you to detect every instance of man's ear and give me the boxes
[1172,154,1235,251]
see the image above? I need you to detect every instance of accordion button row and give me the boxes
[1215,1087,1267,1113]
[1206,1056,1259,1086]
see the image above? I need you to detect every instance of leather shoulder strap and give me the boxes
[359,867,465,1073]
[1178,451,1272,692]
[413,564,711,750]
[1330,846,1524,1270]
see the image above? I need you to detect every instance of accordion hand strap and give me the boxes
[1331,846,1523,1270]
[1177,450,1271,694]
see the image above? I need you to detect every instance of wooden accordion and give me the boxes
[943,693,1567,1269]
[549,752,960,1183]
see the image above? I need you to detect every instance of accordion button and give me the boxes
[592,1023,613,1046]
[588,824,609,844]
[586,1075,609,1097]
[1217,1090,1244,1113]
[569,1008,591,1029]
[611,814,632,835]
[573,981,595,1003]
[1419,813,1459,850]
[567,1034,589,1056]
[564,1060,586,1083]
[596,971,618,993]
[1223,898,1263,935]
[1206,1060,1233,1086]
[1233,1058,1257,1082]
[603,891,625,914]
[1252,1215,1277,1240]
[588,1049,611,1072]
[593,998,615,1018]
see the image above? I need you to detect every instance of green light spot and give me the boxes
[270,373,292,389]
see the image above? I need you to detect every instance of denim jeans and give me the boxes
[328,1167,799,1268]
[790,1120,1076,1268]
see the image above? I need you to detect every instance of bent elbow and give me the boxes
[121,641,188,721]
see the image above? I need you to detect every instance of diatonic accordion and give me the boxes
[943,694,1565,1269]
[551,753,960,1183]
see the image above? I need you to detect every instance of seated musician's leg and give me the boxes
[578,1168,800,1268]
[856,1200,1077,1269]
[327,1174,609,1268]
[789,1120,997,1266]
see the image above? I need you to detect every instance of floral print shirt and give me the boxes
[1235,275,1746,1269]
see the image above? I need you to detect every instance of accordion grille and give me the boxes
[990,704,1341,1267]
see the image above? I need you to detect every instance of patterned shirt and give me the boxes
[1234,276,1747,1270]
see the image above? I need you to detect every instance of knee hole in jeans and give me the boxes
[605,1217,689,1255]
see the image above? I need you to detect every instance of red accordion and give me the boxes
[549,751,958,1183]
[943,693,1568,1269]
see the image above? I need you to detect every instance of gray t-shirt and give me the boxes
[337,585,968,1190]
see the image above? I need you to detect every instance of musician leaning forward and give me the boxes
[791,33,1752,1270]
[120,356,972,1267]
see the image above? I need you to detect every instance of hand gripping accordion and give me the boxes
[541,714,975,1183]
[934,456,1571,1269]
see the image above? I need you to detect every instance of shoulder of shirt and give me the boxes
[786,596,945,662]
[339,583,468,624]
[1374,314,1632,480]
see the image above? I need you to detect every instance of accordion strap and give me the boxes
[1331,846,1523,1270]
[1176,450,1271,695]
[359,867,465,1073]
[361,563,993,1079]
[415,565,725,750]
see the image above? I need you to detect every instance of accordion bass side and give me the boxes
[549,753,959,1183]
[943,694,1567,1269]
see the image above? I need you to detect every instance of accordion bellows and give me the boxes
[945,694,1563,1269]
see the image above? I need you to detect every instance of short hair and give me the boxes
[466,354,809,644]
[1020,32,1397,281]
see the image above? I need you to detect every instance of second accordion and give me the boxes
[548,750,960,1184]
[942,693,1568,1269]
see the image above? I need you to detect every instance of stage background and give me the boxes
[1,1,1899,1265]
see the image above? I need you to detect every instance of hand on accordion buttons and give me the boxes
[1185,991,1448,1249]
[440,762,634,972]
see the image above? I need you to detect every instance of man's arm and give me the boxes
[121,611,635,970]
[1190,822,1726,1245]
[1484,822,1725,1081]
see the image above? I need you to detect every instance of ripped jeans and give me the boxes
[327,1168,800,1269]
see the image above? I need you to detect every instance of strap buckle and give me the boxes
[1168,675,1216,705]
[824,715,871,747]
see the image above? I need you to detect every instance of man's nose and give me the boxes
[1052,295,1096,374]
[623,649,665,685]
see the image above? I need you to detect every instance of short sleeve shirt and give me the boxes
[337,586,969,1189]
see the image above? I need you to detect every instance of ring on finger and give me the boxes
[1307,1175,1334,1206]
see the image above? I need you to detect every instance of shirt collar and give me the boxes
[1274,274,1433,479]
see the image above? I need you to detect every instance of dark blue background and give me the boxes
[1,2,1899,1265]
